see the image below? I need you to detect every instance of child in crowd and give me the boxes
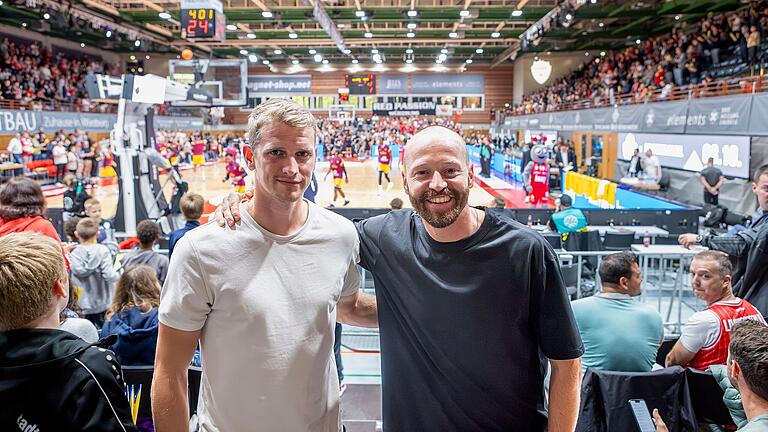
[69,218,120,328]
[0,232,136,431]
[121,219,169,284]
[168,192,204,259]
[84,198,108,243]
[101,265,160,366]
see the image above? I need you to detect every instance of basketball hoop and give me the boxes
[329,104,356,123]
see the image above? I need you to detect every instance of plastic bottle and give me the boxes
[643,231,651,247]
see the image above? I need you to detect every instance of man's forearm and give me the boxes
[151,368,190,432]
[548,358,582,432]
[703,233,750,256]
[339,293,378,328]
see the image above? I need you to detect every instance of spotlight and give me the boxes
[322,59,329,64]
[598,22,604,28]
[511,9,523,17]
[449,32,458,38]
[675,15,681,20]
[226,24,237,31]
[80,43,85,47]
[441,48,448,54]
[262,59,270,64]
[407,32,415,38]
[565,13,573,20]
[314,54,323,62]
[406,48,414,54]
[21,22,27,27]
[364,32,373,38]
[635,39,641,44]
[355,10,366,18]
[600,51,606,56]
[352,59,359,64]
[248,54,258,62]
[247,33,256,39]
[371,49,379,54]
[585,52,589,56]
[475,48,484,54]
[146,55,151,59]
[106,30,112,38]
[292,59,300,64]
[274,49,282,55]
[491,32,500,38]
[134,40,141,47]
[130,55,136,60]
[407,22,417,29]
[261,11,273,18]
[406,59,413,64]
[407,10,418,17]
[590,0,597,3]
[459,10,470,17]
[43,13,50,20]
[309,49,317,54]
[465,59,473,64]
[158,12,171,19]
[343,49,351,54]
[289,32,298,39]
[240,49,248,55]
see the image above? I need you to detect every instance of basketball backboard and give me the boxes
[168,58,247,107]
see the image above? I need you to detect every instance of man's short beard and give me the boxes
[409,187,469,228]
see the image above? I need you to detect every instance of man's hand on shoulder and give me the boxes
[214,188,253,228]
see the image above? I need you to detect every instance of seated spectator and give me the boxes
[0,177,69,262]
[84,198,107,243]
[666,251,766,370]
[653,320,768,432]
[101,265,160,366]
[70,218,120,328]
[168,192,204,259]
[121,219,169,284]
[0,232,136,430]
[59,276,100,343]
[571,251,663,372]
[547,195,587,234]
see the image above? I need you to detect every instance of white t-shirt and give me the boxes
[680,299,767,353]
[643,155,661,182]
[7,137,22,155]
[52,145,68,164]
[160,201,360,432]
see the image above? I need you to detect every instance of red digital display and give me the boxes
[345,73,376,95]
[181,8,223,40]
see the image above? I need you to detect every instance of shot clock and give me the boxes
[180,0,226,42]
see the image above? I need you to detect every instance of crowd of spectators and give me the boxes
[499,1,768,116]
[316,116,460,158]
[0,36,117,112]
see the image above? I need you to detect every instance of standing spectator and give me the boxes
[0,232,137,431]
[69,218,120,328]
[101,265,161,366]
[66,143,80,175]
[121,219,169,284]
[0,177,66,259]
[167,193,204,259]
[641,148,662,184]
[628,148,642,177]
[747,25,761,64]
[7,132,23,176]
[51,140,67,184]
[701,157,725,205]
[665,251,766,370]
[571,251,663,372]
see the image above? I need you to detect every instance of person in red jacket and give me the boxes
[0,178,69,267]
[523,144,550,206]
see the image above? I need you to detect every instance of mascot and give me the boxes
[523,144,550,206]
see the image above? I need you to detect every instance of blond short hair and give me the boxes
[180,192,204,220]
[84,198,101,210]
[76,217,99,241]
[246,98,317,149]
[0,232,67,330]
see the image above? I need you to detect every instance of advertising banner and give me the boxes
[618,132,750,178]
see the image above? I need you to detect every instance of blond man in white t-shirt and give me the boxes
[152,99,378,432]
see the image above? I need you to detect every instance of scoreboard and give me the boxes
[345,73,376,95]
[180,0,226,41]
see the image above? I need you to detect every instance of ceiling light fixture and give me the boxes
[355,10,366,18]
[80,43,85,48]
[449,32,458,38]
[407,10,418,17]
[491,31,501,38]
[262,59,270,64]
[261,11,273,18]
[322,59,329,64]
[406,59,413,64]
[226,24,237,31]
[466,59,473,63]
[314,54,323,62]
[158,12,171,19]
[274,49,282,55]
[406,48,413,54]
[459,10,470,17]
[352,59,359,64]
[106,30,112,38]
[441,48,448,54]
[309,49,317,54]
[406,32,415,38]
[292,59,300,64]
[371,49,379,54]
[364,32,373,38]
[247,33,256,39]
[407,22,417,29]
[511,9,523,17]
[43,13,50,19]
[248,54,258,62]
[476,48,484,54]
[289,32,298,39]
[598,22,604,27]
[134,40,141,47]
[240,49,248,55]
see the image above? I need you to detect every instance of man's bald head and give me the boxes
[403,126,468,170]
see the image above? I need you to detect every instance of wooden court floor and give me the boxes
[46,159,496,218]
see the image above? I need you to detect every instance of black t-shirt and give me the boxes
[701,166,723,187]
[356,209,583,431]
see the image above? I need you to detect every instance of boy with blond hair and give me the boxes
[84,198,108,243]
[70,218,120,328]
[0,232,136,431]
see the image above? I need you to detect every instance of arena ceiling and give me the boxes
[0,0,744,67]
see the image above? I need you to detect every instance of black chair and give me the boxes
[602,231,635,251]
[686,368,737,427]
[659,171,671,192]
[560,263,579,298]
[563,230,603,272]
[655,336,679,366]
[122,365,204,420]
[542,233,562,250]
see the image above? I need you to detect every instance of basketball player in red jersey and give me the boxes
[323,149,349,206]
[666,251,766,370]
[192,134,206,171]
[222,149,247,194]
[377,141,393,193]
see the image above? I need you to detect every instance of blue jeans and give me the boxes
[12,154,23,176]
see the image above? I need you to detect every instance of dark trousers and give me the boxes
[85,312,105,330]
[704,190,719,205]
[55,163,66,183]
[334,323,343,382]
